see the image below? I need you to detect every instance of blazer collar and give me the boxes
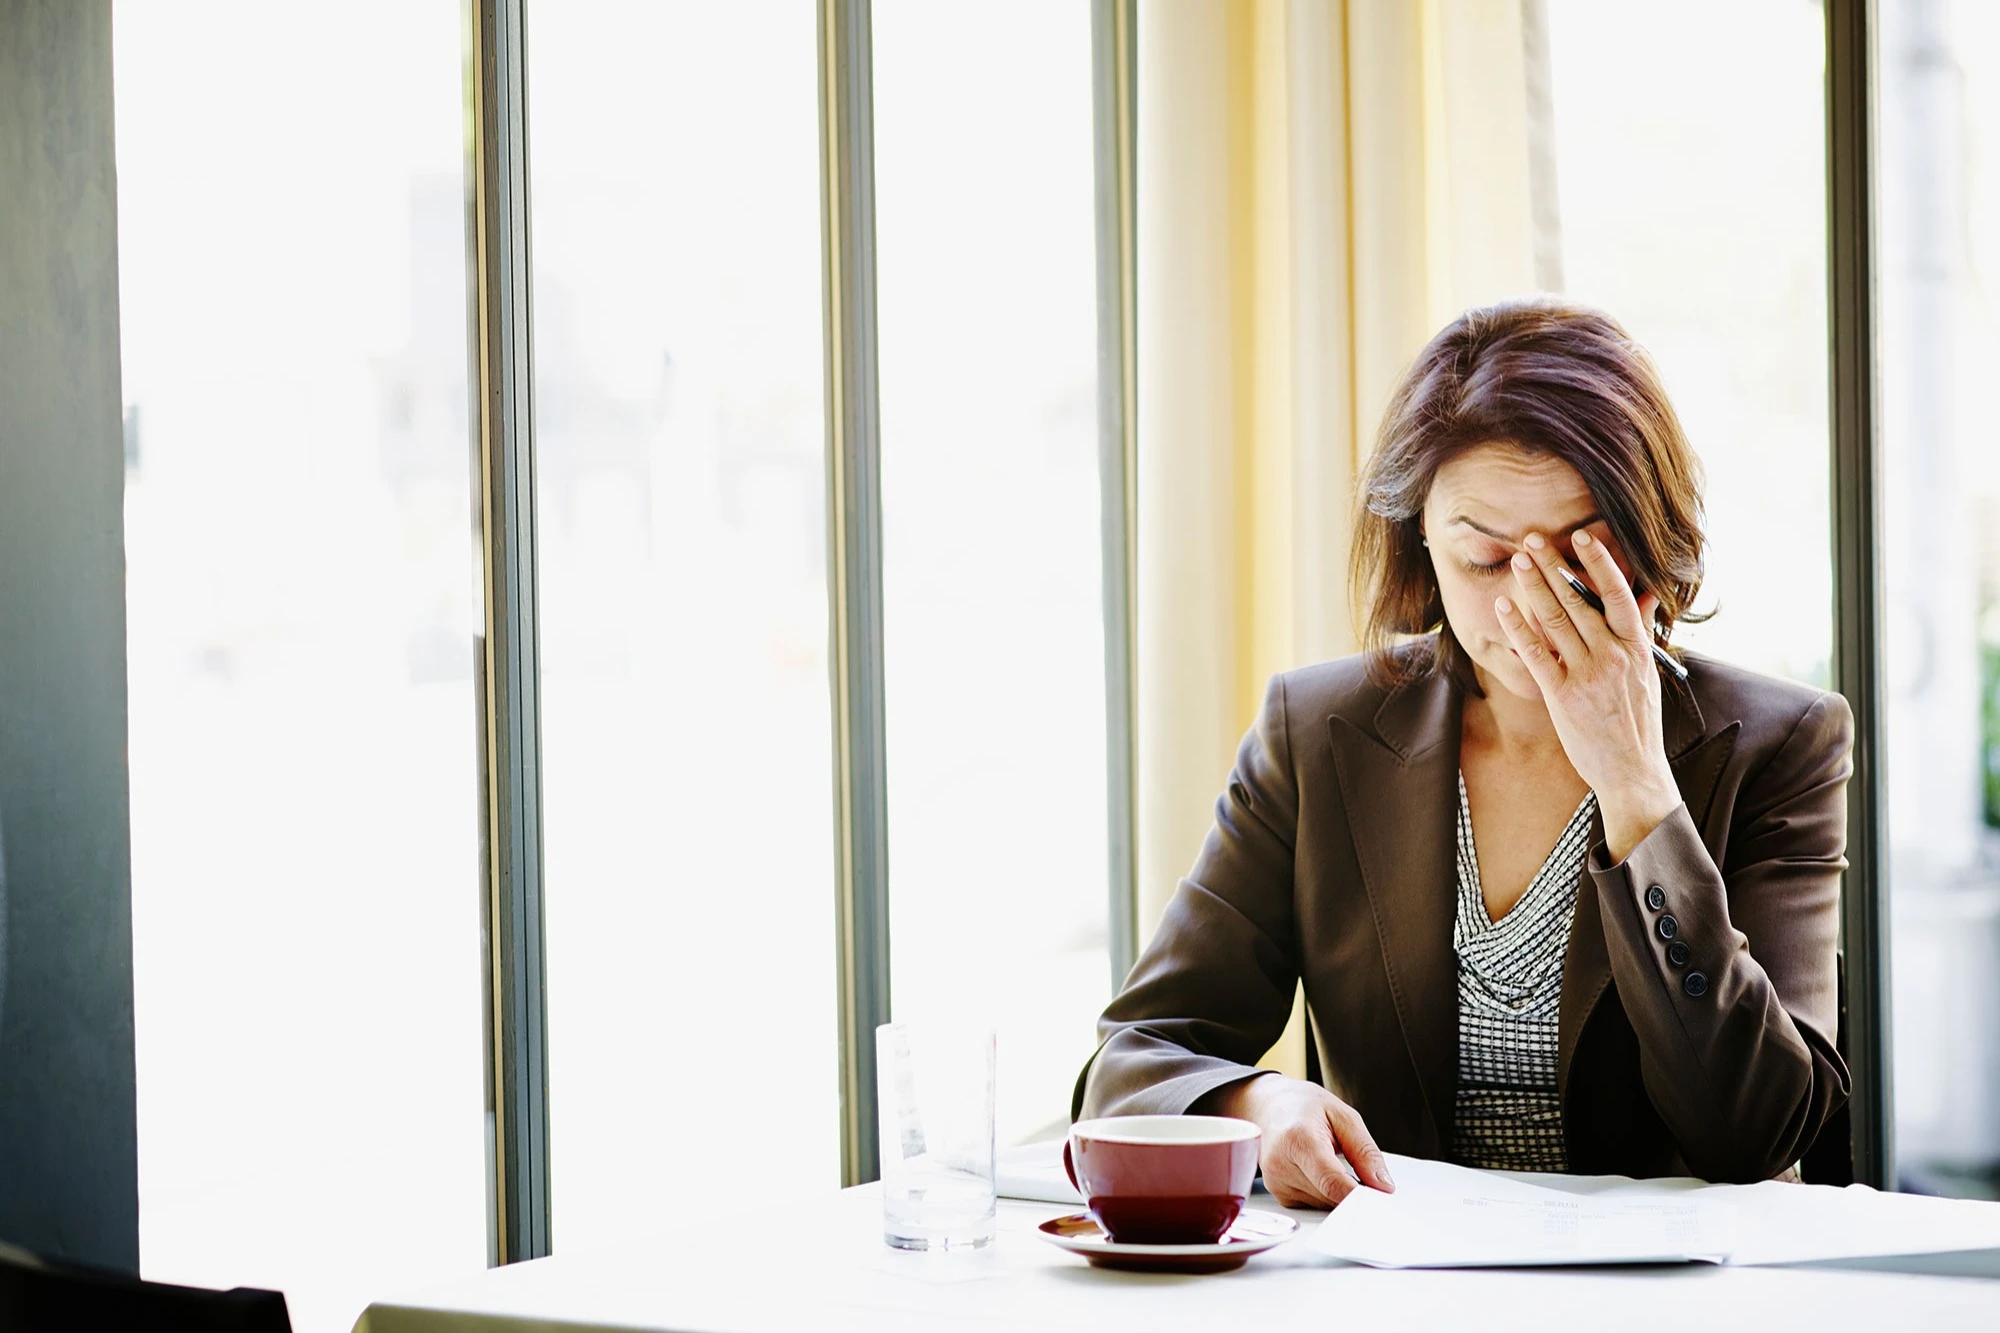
[1327,667,1464,1158]
[1326,651,1731,1157]
[1658,664,1707,763]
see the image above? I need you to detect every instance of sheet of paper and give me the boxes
[1699,1180,2000,1266]
[1311,1156,1730,1268]
[994,1141,1082,1206]
[1407,1160,2000,1265]
[1310,1152,2000,1270]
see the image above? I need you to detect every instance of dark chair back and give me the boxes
[1799,950,1856,1185]
[1303,1004,1323,1089]
[0,1243,292,1333]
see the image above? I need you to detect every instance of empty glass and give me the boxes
[876,1023,996,1251]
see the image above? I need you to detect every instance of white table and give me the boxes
[352,1185,2000,1333]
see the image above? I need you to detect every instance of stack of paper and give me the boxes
[1311,1153,2000,1269]
[996,1141,1084,1206]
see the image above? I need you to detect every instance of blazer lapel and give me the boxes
[1327,670,1462,1158]
[1557,670,1742,1094]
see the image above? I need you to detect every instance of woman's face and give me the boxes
[1420,443,1635,702]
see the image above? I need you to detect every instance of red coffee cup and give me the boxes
[1063,1115,1261,1245]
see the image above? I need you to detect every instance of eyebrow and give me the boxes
[1448,512,1602,544]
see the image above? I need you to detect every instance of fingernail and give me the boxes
[1512,552,1532,569]
[1574,530,1592,547]
[1495,595,1513,614]
[1525,532,1545,549]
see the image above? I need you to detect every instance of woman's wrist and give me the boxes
[1596,770,1683,864]
[1199,1070,1280,1124]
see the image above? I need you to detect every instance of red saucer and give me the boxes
[1035,1209,1300,1274]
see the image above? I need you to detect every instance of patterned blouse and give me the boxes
[1450,770,1598,1172]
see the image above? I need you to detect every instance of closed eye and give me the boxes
[1460,557,1512,576]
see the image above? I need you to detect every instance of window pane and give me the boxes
[1877,0,2000,1199]
[872,0,1113,1145]
[523,0,841,1245]
[1547,0,1832,687]
[113,5,487,1330]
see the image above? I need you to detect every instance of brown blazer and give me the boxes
[1075,640,1854,1183]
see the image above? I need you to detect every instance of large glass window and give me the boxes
[523,0,842,1246]
[113,5,488,1330]
[1549,0,2000,1196]
[1546,0,1833,687]
[871,0,1114,1146]
[1876,0,2000,1200]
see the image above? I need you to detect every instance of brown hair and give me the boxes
[1351,297,1708,691]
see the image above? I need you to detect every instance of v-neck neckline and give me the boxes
[1456,769,1597,932]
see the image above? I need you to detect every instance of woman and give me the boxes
[1073,298,1852,1206]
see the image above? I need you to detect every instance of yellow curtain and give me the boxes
[1134,0,1558,1072]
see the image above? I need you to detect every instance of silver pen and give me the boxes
[1555,564,1690,683]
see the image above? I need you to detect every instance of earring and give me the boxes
[1420,537,1429,548]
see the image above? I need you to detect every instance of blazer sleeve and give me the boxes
[1071,673,1303,1121]
[1587,691,1854,1182]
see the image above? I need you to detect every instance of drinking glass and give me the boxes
[876,1022,996,1251]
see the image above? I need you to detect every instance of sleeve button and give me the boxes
[1645,884,1667,912]
[1657,914,1678,941]
[1667,940,1690,968]
[1684,971,1710,998]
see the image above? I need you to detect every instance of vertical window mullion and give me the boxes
[820,0,893,1189]
[469,0,553,1259]
[1825,0,1894,1190]
[1092,0,1140,991]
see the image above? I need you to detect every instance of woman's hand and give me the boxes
[1203,1074,1395,1208]
[1493,527,1684,861]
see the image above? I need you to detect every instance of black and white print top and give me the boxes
[1450,770,1598,1173]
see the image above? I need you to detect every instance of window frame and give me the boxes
[1825,0,1892,1189]
[468,0,553,1264]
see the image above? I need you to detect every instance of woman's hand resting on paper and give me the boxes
[1195,1073,1396,1208]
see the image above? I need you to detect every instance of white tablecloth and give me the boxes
[353,1185,2000,1333]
